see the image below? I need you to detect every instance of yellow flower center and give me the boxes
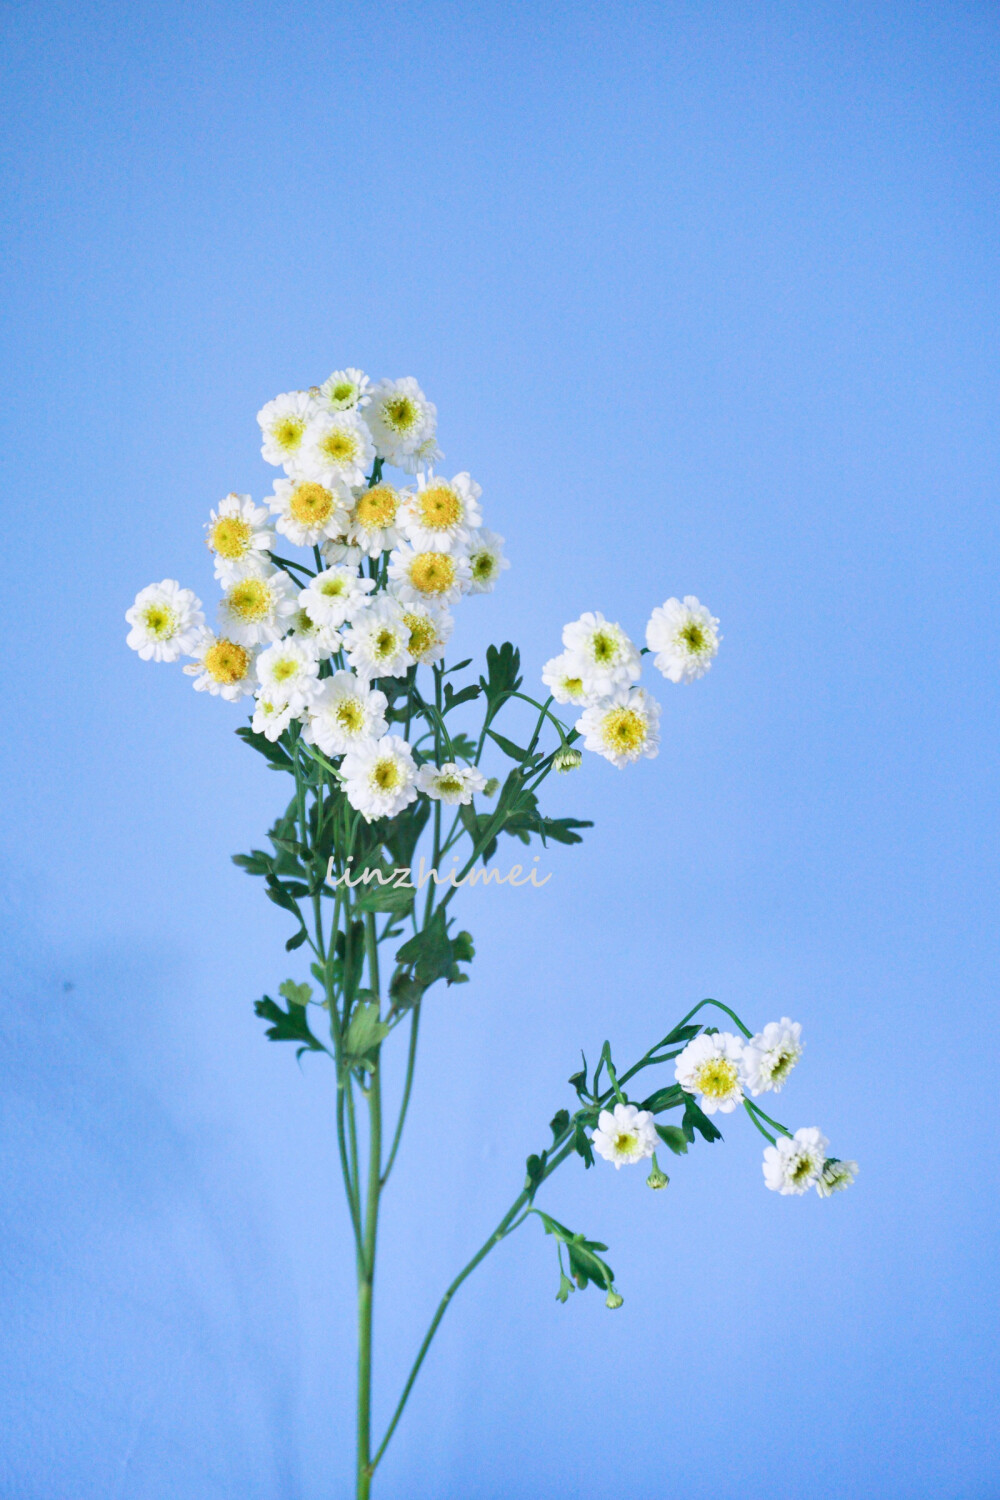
[210,516,252,559]
[371,757,402,792]
[336,699,364,732]
[694,1057,738,1099]
[382,394,419,433]
[330,381,355,404]
[680,622,708,653]
[403,612,437,659]
[601,706,645,752]
[372,627,400,661]
[613,1131,638,1155]
[416,483,461,530]
[320,576,348,597]
[769,1048,797,1084]
[227,577,271,622]
[355,484,399,530]
[791,1154,815,1184]
[142,603,176,638]
[204,639,250,684]
[591,630,619,664]
[564,676,584,696]
[271,656,299,683]
[272,416,305,452]
[471,551,495,580]
[290,482,335,526]
[318,427,360,465]
[436,774,464,796]
[409,552,456,596]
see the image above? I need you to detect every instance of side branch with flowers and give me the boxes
[126,367,856,1498]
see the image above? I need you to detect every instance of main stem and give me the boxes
[357,916,383,1499]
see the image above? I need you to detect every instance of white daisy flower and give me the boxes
[388,543,471,605]
[576,687,661,768]
[286,605,342,659]
[251,692,298,742]
[400,471,483,553]
[341,595,414,680]
[296,409,375,491]
[741,1019,803,1097]
[255,639,320,712]
[304,671,388,757]
[591,1103,658,1170]
[411,432,444,472]
[126,580,204,662]
[218,568,298,647]
[318,368,370,412]
[396,599,454,665]
[183,632,257,700]
[204,494,275,585]
[266,476,351,548]
[465,529,509,594]
[562,612,641,695]
[763,1127,829,1196]
[298,566,376,631]
[645,596,721,683]
[541,651,591,706]
[257,389,320,469]
[341,734,419,822]
[675,1031,746,1115]
[816,1157,858,1198]
[364,377,437,471]
[338,481,408,557]
[416,762,487,805]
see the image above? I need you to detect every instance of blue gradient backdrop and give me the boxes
[2,3,997,1497]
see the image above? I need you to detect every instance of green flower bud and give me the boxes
[605,1288,624,1310]
[553,747,583,773]
[482,777,500,798]
[646,1152,669,1190]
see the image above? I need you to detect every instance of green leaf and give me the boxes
[573,1119,595,1168]
[479,642,522,709]
[279,979,313,1008]
[443,681,482,713]
[549,1108,570,1141]
[524,1152,547,1200]
[388,970,426,1010]
[381,797,431,870]
[655,1124,689,1155]
[682,1095,724,1144]
[486,728,532,761]
[447,732,478,762]
[265,878,301,915]
[641,1084,685,1113]
[452,930,475,963]
[231,849,272,876]
[568,1053,590,1098]
[285,928,308,951]
[662,1021,701,1046]
[236,725,294,771]
[443,658,473,675]
[254,993,325,1053]
[354,881,415,915]
[556,1271,575,1304]
[533,1210,614,1292]
[343,1000,390,1071]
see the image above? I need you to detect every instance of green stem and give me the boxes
[357,914,383,1498]
[381,1005,421,1186]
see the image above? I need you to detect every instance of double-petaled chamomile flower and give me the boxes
[675,1032,746,1114]
[205,494,275,585]
[816,1157,858,1197]
[576,687,661,768]
[337,481,407,557]
[126,581,205,662]
[286,607,341,659]
[298,566,376,631]
[398,600,453,666]
[465,529,509,594]
[562,612,641,697]
[255,639,320,713]
[318,368,370,412]
[592,1103,658,1169]
[364,377,437,472]
[304,672,388,757]
[401,472,482,552]
[341,734,418,821]
[297,409,375,491]
[646,596,720,684]
[742,1019,803,1096]
[762,1127,828,1195]
[342,595,414,680]
[388,544,471,605]
[267,477,351,548]
[257,390,320,469]
[252,692,297,742]
[541,652,591,706]
[183,632,257,700]
[218,568,298,646]
[416,762,487,805]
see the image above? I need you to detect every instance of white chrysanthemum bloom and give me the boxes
[298,566,376,631]
[126,580,205,662]
[304,671,388,757]
[646,596,721,683]
[388,543,471,605]
[251,692,297,743]
[341,595,414,680]
[411,433,444,472]
[296,409,375,491]
[742,1019,803,1097]
[319,368,370,412]
[341,734,419,822]
[416,762,487,805]
[576,687,661,768]
[218,568,298,647]
[364,377,437,471]
[400,472,483,553]
[255,639,321,712]
[205,494,275,585]
[397,599,454,666]
[562,612,641,695]
[816,1157,858,1198]
[338,481,407,557]
[763,1127,829,1196]
[541,651,591,706]
[284,606,340,659]
[465,528,509,594]
[257,390,320,468]
[183,632,257,701]
[675,1032,746,1114]
[266,476,351,548]
[591,1103,658,1170]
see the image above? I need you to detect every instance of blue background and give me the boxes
[2,3,997,1496]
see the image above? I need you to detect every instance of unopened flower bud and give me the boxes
[554,747,583,773]
[646,1164,669,1190]
[605,1288,624,1310]
[482,777,500,798]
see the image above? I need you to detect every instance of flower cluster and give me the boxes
[542,597,720,768]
